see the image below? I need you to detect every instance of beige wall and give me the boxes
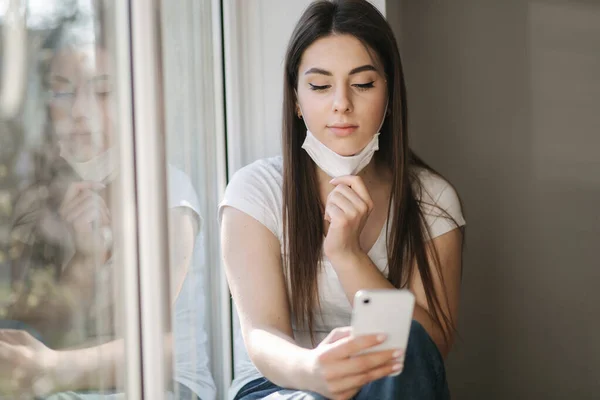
[388,1,600,398]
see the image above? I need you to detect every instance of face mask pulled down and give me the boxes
[301,131,380,178]
[62,147,118,184]
[299,100,387,178]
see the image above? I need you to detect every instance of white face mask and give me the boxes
[301,130,380,178]
[298,96,388,178]
[62,147,118,183]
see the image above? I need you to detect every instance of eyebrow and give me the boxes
[49,75,72,84]
[304,64,377,76]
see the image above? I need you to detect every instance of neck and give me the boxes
[316,157,389,196]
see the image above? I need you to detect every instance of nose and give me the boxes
[71,86,98,121]
[332,85,353,114]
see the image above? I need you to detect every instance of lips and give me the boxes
[70,131,95,145]
[328,124,358,137]
[329,123,357,128]
[72,131,92,138]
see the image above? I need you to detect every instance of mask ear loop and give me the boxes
[376,96,390,134]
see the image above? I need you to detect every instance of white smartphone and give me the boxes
[351,289,415,374]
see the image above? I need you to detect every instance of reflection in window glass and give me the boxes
[1,1,131,398]
[161,1,221,400]
[1,0,222,398]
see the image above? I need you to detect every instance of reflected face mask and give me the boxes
[62,147,118,183]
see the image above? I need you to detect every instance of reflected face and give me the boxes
[296,34,388,156]
[47,46,114,162]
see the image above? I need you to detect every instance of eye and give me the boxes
[95,89,112,98]
[51,90,75,99]
[93,81,113,97]
[309,83,331,92]
[353,81,375,91]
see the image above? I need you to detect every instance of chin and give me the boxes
[64,146,100,163]
[326,138,371,157]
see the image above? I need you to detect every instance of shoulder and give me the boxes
[219,156,283,239]
[224,156,284,200]
[412,167,466,239]
[167,164,203,232]
[167,165,200,211]
[229,156,283,188]
[413,168,457,204]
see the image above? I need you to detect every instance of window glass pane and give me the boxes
[160,0,223,399]
[1,0,134,398]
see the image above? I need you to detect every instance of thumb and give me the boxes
[81,181,106,192]
[322,326,352,345]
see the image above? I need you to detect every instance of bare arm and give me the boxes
[8,182,108,335]
[329,228,463,358]
[45,208,197,392]
[221,207,314,390]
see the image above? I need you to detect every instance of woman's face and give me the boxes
[47,46,114,162]
[296,34,387,156]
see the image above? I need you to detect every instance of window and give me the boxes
[0,0,228,398]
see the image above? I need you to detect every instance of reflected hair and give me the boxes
[281,0,462,347]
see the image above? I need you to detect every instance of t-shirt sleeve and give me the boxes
[168,164,202,230]
[417,171,466,240]
[218,160,281,239]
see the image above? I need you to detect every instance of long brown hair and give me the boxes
[282,0,462,346]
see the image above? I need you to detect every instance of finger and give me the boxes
[66,202,102,226]
[65,198,103,225]
[62,186,107,218]
[90,193,111,224]
[99,204,111,226]
[382,357,405,375]
[328,190,356,216]
[332,389,359,400]
[324,204,345,224]
[330,361,401,394]
[322,327,353,345]
[60,186,85,215]
[334,184,368,211]
[0,341,15,359]
[61,182,105,211]
[324,348,402,380]
[69,207,103,232]
[331,184,369,214]
[330,176,373,209]
[319,333,386,362]
[81,181,106,192]
[61,190,94,218]
[0,330,14,344]
[89,191,110,220]
[0,330,33,346]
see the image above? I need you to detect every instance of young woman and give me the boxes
[220,1,465,399]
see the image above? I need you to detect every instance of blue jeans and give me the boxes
[39,383,200,400]
[234,320,450,400]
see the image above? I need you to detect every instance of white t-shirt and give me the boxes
[218,156,466,399]
[168,165,217,400]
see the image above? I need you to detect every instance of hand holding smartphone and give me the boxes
[351,289,415,376]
